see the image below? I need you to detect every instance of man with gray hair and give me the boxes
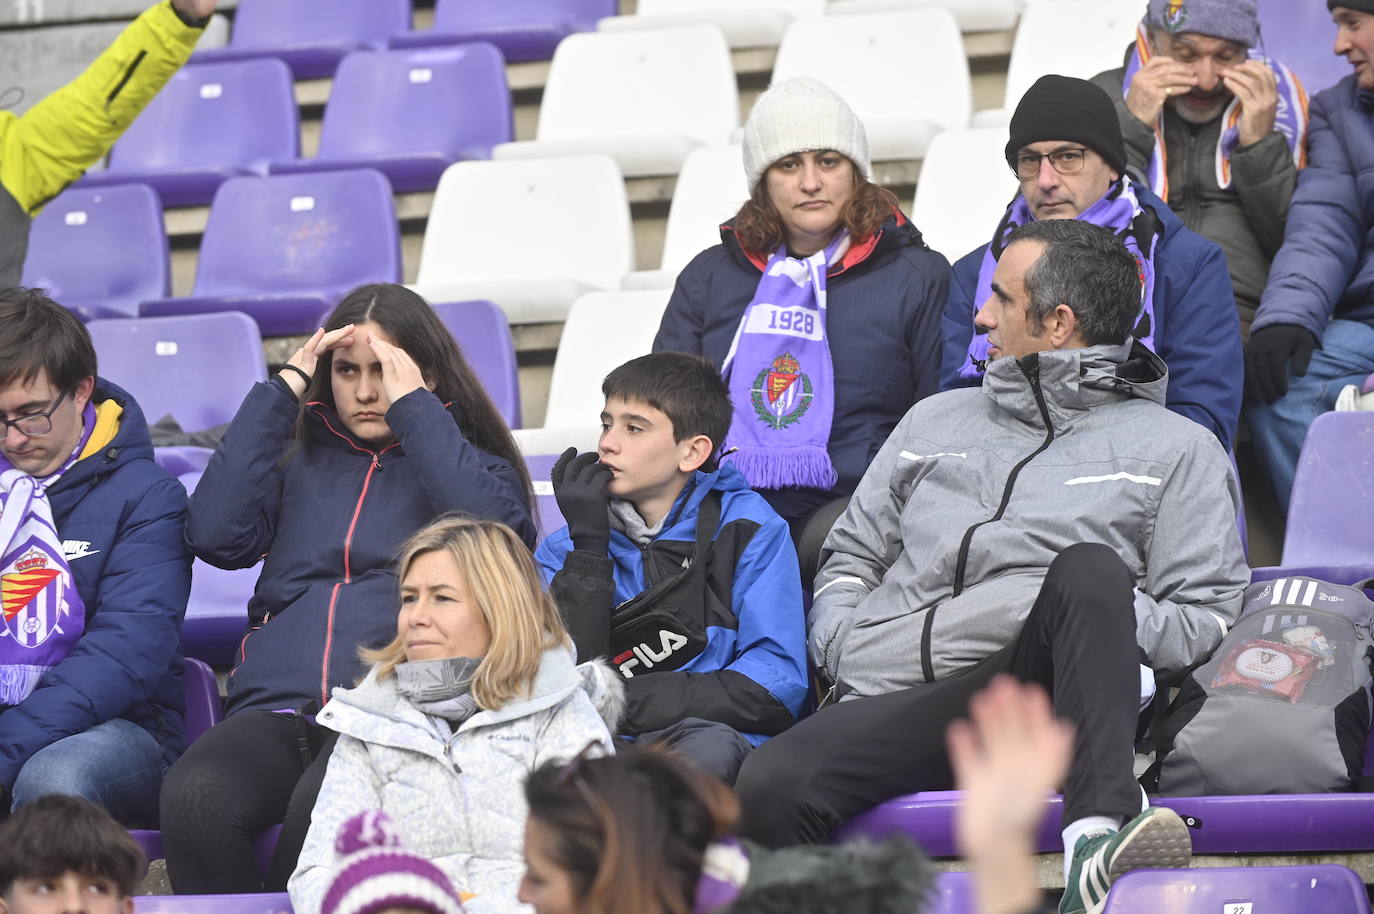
[736,220,1248,914]
[1091,0,1307,333]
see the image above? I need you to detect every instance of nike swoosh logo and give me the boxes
[64,548,101,560]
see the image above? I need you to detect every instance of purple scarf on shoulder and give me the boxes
[720,231,848,490]
[0,402,95,706]
[957,180,1160,380]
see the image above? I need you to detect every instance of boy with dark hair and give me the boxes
[0,288,190,824]
[0,794,145,914]
[535,352,807,784]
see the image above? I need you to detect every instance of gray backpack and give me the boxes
[1153,576,1374,796]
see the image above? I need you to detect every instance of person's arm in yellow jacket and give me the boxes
[0,0,215,216]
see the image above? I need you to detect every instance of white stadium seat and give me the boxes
[410,155,634,325]
[772,8,971,161]
[911,128,1018,262]
[598,0,825,49]
[492,26,739,177]
[826,0,1018,34]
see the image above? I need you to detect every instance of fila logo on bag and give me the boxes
[613,630,690,679]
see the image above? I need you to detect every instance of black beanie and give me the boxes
[1004,75,1129,177]
[1329,0,1374,12]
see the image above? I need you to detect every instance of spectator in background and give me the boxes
[160,284,535,896]
[941,75,1243,453]
[1244,2,1374,510]
[290,517,621,914]
[653,78,950,564]
[1091,0,1307,335]
[0,0,217,287]
[0,288,190,826]
[739,221,1247,914]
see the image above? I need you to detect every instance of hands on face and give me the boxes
[366,332,429,405]
[278,324,356,398]
[550,447,613,555]
[1125,56,1200,125]
[1126,54,1279,146]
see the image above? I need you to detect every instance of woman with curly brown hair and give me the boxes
[653,78,950,555]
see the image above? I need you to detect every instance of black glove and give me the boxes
[550,447,613,555]
[1245,324,1319,405]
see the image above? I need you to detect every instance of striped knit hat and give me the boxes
[322,811,467,914]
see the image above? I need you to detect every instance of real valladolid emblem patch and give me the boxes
[751,352,813,430]
[1163,0,1187,31]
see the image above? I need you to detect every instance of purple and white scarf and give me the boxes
[720,231,848,490]
[957,181,1160,380]
[1123,22,1308,201]
[0,403,95,706]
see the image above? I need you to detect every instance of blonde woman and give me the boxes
[288,516,623,914]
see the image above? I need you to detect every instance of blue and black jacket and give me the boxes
[186,378,534,717]
[535,465,807,744]
[0,379,191,790]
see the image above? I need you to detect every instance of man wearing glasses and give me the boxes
[0,287,190,826]
[940,75,1242,454]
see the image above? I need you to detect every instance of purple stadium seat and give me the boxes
[270,45,512,193]
[129,826,283,885]
[133,894,293,914]
[20,184,168,321]
[525,453,567,545]
[1282,411,1374,567]
[925,871,974,914]
[141,169,400,336]
[833,565,1374,857]
[77,59,298,208]
[190,0,411,79]
[1258,0,1351,96]
[1102,864,1371,914]
[178,472,258,666]
[432,300,521,428]
[183,656,224,742]
[390,0,617,62]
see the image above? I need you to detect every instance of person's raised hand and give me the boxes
[367,333,428,405]
[170,0,218,24]
[550,447,613,555]
[279,324,355,399]
[1245,324,1320,404]
[1125,56,1199,126]
[1223,59,1280,146]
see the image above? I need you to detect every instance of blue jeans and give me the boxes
[1246,319,1374,510]
[10,718,165,826]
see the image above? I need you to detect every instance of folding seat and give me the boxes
[270,44,512,193]
[911,128,1017,263]
[21,184,169,321]
[76,59,298,208]
[432,300,522,428]
[525,453,567,546]
[172,471,260,666]
[492,26,738,178]
[622,144,750,290]
[189,0,411,79]
[141,169,401,336]
[1258,0,1352,94]
[1282,411,1374,568]
[772,9,970,161]
[410,156,633,325]
[1102,865,1372,913]
[390,0,616,62]
[598,0,825,49]
[132,895,293,914]
[827,0,1018,34]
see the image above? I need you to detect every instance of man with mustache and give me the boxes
[1089,0,1307,336]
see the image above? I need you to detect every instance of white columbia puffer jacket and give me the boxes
[288,645,624,914]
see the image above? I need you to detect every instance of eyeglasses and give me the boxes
[0,390,69,438]
[1010,147,1091,179]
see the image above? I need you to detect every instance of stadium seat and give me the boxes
[133,894,294,914]
[525,453,567,545]
[1258,0,1350,95]
[432,300,522,428]
[141,169,401,336]
[410,156,634,325]
[772,8,970,161]
[1282,411,1374,567]
[189,0,411,79]
[77,59,298,208]
[975,0,1143,125]
[270,44,512,193]
[910,128,1016,262]
[128,827,283,889]
[492,26,738,178]
[21,184,169,321]
[827,0,1018,34]
[390,0,616,62]
[598,0,824,49]
[175,471,258,666]
[182,656,224,742]
[622,144,749,290]
[925,871,974,914]
[1101,865,1372,914]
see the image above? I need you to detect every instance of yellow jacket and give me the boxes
[0,1,204,285]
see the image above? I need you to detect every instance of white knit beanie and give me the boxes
[741,78,871,190]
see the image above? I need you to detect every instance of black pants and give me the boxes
[160,710,337,893]
[736,543,1143,847]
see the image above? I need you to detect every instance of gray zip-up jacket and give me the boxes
[810,342,1248,700]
